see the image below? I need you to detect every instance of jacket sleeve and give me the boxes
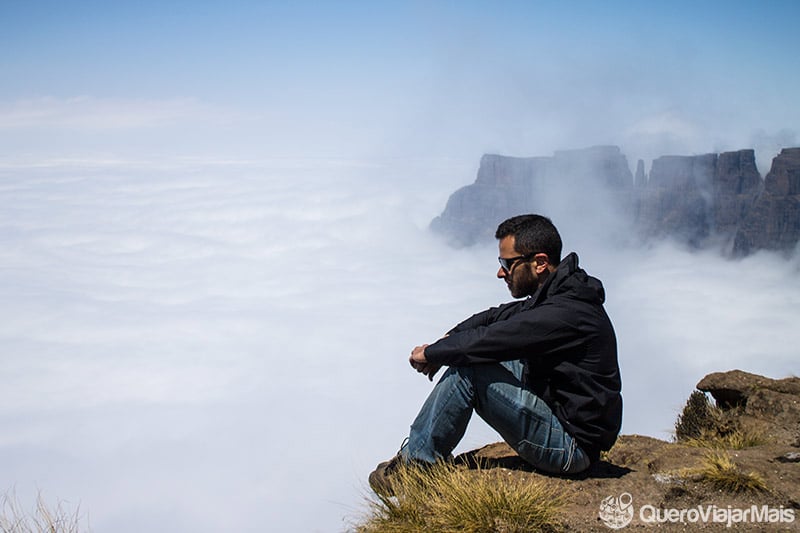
[425,298,586,366]
[446,300,523,335]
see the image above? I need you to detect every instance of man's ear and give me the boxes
[533,253,550,274]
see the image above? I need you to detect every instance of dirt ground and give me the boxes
[455,435,799,532]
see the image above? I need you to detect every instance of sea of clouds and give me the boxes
[1,156,798,531]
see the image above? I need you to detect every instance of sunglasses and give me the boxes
[498,253,536,273]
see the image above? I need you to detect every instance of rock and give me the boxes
[765,147,800,196]
[430,146,633,247]
[713,149,762,237]
[634,153,717,247]
[697,369,800,402]
[634,159,647,188]
[733,147,800,255]
[431,145,800,257]
[446,371,800,531]
[696,369,800,446]
[652,472,683,485]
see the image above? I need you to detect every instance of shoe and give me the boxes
[368,454,403,497]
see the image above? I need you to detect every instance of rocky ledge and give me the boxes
[453,370,800,531]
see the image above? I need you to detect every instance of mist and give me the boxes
[2,2,800,531]
[1,153,798,531]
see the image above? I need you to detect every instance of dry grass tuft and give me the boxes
[675,391,722,442]
[692,451,768,494]
[675,390,768,449]
[682,428,769,450]
[356,461,564,533]
[0,491,88,533]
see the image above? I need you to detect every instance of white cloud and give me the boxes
[0,157,797,531]
[0,96,235,131]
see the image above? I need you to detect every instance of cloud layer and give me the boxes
[1,157,798,531]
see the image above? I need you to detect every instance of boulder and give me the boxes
[697,369,800,446]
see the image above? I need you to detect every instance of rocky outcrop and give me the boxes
[431,146,800,256]
[733,148,800,255]
[633,150,763,249]
[430,146,633,247]
[429,154,551,246]
[449,370,800,531]
[697,369,800,446]
[714,149,763,240]
[634,153,718,247]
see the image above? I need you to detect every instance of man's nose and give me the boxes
[497,267,507,279]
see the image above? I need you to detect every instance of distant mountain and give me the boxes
[431,146,800,257]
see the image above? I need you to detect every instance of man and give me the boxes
[370,214,622,495]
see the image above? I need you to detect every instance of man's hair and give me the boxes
[495,214,562,264]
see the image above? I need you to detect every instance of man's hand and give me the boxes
[409,344,442,381]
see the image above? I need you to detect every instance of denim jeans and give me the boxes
[401,359,591,474]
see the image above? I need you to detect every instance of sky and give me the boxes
[2,1,799,165]
[1,1,799,531]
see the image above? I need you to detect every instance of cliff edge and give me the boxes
[359,370,800,531]
[455,370,800,531]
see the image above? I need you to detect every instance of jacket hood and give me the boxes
[533,252,606,305]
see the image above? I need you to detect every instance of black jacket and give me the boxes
[424,252,622,462]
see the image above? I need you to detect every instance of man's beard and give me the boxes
[507,267,537,298]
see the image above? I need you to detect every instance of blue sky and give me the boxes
[2,1,798,164]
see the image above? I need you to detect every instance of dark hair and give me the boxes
[495,214,562,264]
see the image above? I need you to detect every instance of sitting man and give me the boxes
[370,214,622,494]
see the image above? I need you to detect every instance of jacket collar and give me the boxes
[529,252,580,305]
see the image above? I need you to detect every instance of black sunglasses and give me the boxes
[498,253,536,273]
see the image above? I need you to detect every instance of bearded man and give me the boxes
[370,214,622,495]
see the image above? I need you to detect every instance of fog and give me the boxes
[2,2,800,531]
[1,154,798,531]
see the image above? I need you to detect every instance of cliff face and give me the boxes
[431,146,800,256]
[734,148,800,255]
[430,146,633,247]
[634,150,762,250]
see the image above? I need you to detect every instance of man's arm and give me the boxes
[425,300,586,367]
[446,300,523,335]
[409,300,530,381]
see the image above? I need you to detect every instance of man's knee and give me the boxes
[514,438,591,475]
[438,365,473,384]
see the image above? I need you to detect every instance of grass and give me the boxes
[0,491,87,533]
[682,428,769,450]
[674,390,722,442]
[674,390,769,449]
[691,451,768,494]
[356,462,564,533]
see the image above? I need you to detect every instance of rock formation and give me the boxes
[430,146,633,247]
[733,148,800,255]
[697,369,800,446]
[634,149,763,250]
[447,370,800,531]
[431,145,800,256]
[634,159,647,188]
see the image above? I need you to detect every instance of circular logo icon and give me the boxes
[599,492,634,529]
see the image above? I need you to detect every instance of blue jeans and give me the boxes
[401,360,591,474]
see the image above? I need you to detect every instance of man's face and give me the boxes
[497,236,538,298]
